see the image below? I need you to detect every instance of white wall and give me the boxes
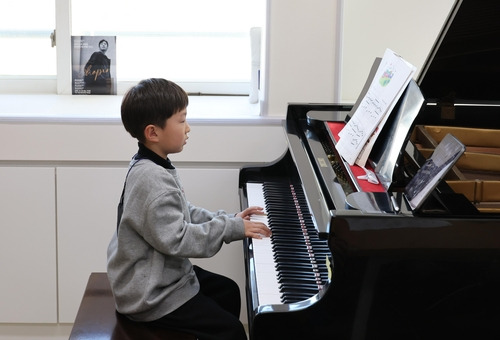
[341,0,456,102]
[261,0,456,114]
[261,0,342,115]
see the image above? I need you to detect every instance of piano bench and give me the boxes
[69,272,197,340]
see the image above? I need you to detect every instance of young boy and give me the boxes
[107,78,271,340]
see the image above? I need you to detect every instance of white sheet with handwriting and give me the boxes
[337,48,416,166]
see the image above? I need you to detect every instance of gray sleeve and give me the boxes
[140,191,246,258]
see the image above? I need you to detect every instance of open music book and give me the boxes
[337,48,416,166]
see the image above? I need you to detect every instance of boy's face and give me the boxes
[150,108,190,159]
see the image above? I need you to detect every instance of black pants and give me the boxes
[148,266,247,340]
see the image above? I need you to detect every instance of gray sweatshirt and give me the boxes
[107,158,245,322]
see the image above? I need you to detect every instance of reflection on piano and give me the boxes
[239,1,500,339]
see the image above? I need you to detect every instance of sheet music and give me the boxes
[337,49,416,166]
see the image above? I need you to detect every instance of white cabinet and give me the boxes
[56,167,127,323]
[0,167,57,323]
[178,168,241,212]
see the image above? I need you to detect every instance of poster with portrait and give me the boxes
[71,36,116,95]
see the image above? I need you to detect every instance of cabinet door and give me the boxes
[56,167,127,323]
[0,167,57,323]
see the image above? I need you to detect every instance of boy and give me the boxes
[107,78,271,340]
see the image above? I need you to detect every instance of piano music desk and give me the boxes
[69,272,196,340]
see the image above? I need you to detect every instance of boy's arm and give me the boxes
[142,194,245,258]
[188,202,226,223]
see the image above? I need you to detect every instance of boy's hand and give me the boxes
[243,220,271,239]
[236,206,265,220]
[237,206,271,239]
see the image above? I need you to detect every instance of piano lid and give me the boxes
[417,0,500,103]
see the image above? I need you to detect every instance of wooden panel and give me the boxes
[0,167,57,323]
[56,167,127,323]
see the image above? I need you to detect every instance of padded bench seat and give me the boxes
[69,272,196,340]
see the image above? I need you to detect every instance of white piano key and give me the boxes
[246,183,283,306]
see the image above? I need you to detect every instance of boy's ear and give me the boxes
[144,124,159,142]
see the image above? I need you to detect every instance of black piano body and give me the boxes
[239,1,500,339]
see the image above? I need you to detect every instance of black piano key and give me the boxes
[277,268,320,278]
[280,286,320,295]
[274,256,317,264]
[277,269,318,277]
[282,293,314,303]
[278,273,322,285]
[257,181,331,304]
[279,277,321,286]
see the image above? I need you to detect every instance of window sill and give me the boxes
[0,94,283,125]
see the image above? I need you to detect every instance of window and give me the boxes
[0,0,265,95]
[0,0,56,76]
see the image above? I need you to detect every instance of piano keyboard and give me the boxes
[246,182,331,306]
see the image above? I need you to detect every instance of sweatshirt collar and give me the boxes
[136,143,175,170]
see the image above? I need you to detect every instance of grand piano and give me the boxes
[239,1,500,339]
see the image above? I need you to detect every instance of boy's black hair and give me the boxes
[121,78,189,143]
